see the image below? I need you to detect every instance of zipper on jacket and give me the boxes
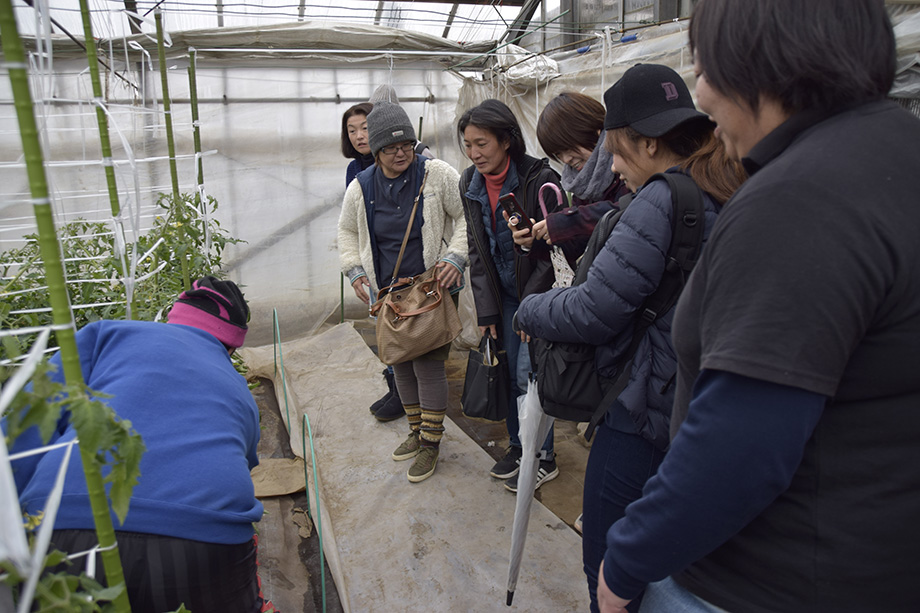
[462,171,505,322]
[514,158,552,301]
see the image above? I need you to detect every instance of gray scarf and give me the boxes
[560,130,616,203]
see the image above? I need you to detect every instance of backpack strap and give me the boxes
[584,172,705,440]
[572,196,632,286]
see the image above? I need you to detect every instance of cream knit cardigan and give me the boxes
[337,158,468,296]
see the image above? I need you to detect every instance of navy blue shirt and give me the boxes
[372,160,425,287]
[345,153,374,187]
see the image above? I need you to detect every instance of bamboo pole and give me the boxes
[0,2,131,611]
[155,9,190,290]
[188,48,204,188]
[77,0,132,318]
[155,10,179,200]
[77,0,122,218]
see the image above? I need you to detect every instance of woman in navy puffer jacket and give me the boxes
[515,64,745,613]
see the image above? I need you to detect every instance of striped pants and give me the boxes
[49,529,262,613]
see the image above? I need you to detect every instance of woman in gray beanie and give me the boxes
[337,101,468,483]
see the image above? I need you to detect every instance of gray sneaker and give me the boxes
[392,432,421,461]
[407,446,439,483]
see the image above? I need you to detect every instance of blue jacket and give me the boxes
[463,159,523,296]
[516,169,720,449]
[8,320,263,544]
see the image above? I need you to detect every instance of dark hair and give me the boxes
[341,102,374,159]
[689,0,895,115]
[537,92,605,161]
[606,120,746,204]
[457,99,526,164]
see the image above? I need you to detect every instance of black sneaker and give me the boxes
[503,457,559,493]
[489,446,523,479]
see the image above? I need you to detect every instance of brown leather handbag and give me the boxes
[369,169,461,365]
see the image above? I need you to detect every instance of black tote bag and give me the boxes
[460,334,510,422]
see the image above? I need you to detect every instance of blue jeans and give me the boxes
[583,423,666,613]
[502,294,553,453]
[639,577,731,613]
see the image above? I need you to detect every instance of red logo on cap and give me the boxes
[662,82,679,101]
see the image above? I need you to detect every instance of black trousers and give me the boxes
[50,530,262,613]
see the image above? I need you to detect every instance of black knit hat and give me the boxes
[167,276,249,348]
[604,64,708,137]
[367,101,416,157]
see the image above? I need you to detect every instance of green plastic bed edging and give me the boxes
[271,308,327,613]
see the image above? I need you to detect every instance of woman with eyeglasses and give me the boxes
[337,101,468,483]
[457,99,564,492]
[342,100,406,422]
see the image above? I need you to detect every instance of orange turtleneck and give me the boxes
[483,157,511,229]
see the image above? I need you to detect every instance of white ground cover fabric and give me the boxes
[240,323,588,612]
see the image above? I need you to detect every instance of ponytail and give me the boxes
[657,119,746,205]
[679,131,747,205]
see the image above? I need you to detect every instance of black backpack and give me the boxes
[531,172,706,440]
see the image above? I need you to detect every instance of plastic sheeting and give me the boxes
[0,41,476,347]
[893,8,920,97]
[19,21,496,65]
[4,12,920,347]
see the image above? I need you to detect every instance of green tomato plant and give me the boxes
[0,191,244,609]
[0,192,243,362]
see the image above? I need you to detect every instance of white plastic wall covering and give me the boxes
[2,11,919,343]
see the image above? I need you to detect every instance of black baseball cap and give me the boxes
[604,64,708,137]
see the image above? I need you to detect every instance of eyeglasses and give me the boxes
[380,142,415,156]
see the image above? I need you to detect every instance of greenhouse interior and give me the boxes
[2,1,920,612]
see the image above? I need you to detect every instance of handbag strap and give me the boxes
[386,277,444,318]
[387,167,429,289]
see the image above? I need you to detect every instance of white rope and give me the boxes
[66,541,118,579]
[10,301,125,316]
[602,26,610,94]
[7,440,80,462]
[0,325,69,340]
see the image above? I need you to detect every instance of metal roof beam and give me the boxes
[501,0,542,43]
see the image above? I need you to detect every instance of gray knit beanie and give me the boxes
[367,101,416,157]
[370,84,400,105]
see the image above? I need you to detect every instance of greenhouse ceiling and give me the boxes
[15,0,534,44]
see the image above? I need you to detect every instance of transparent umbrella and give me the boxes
[505,377,555,605]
